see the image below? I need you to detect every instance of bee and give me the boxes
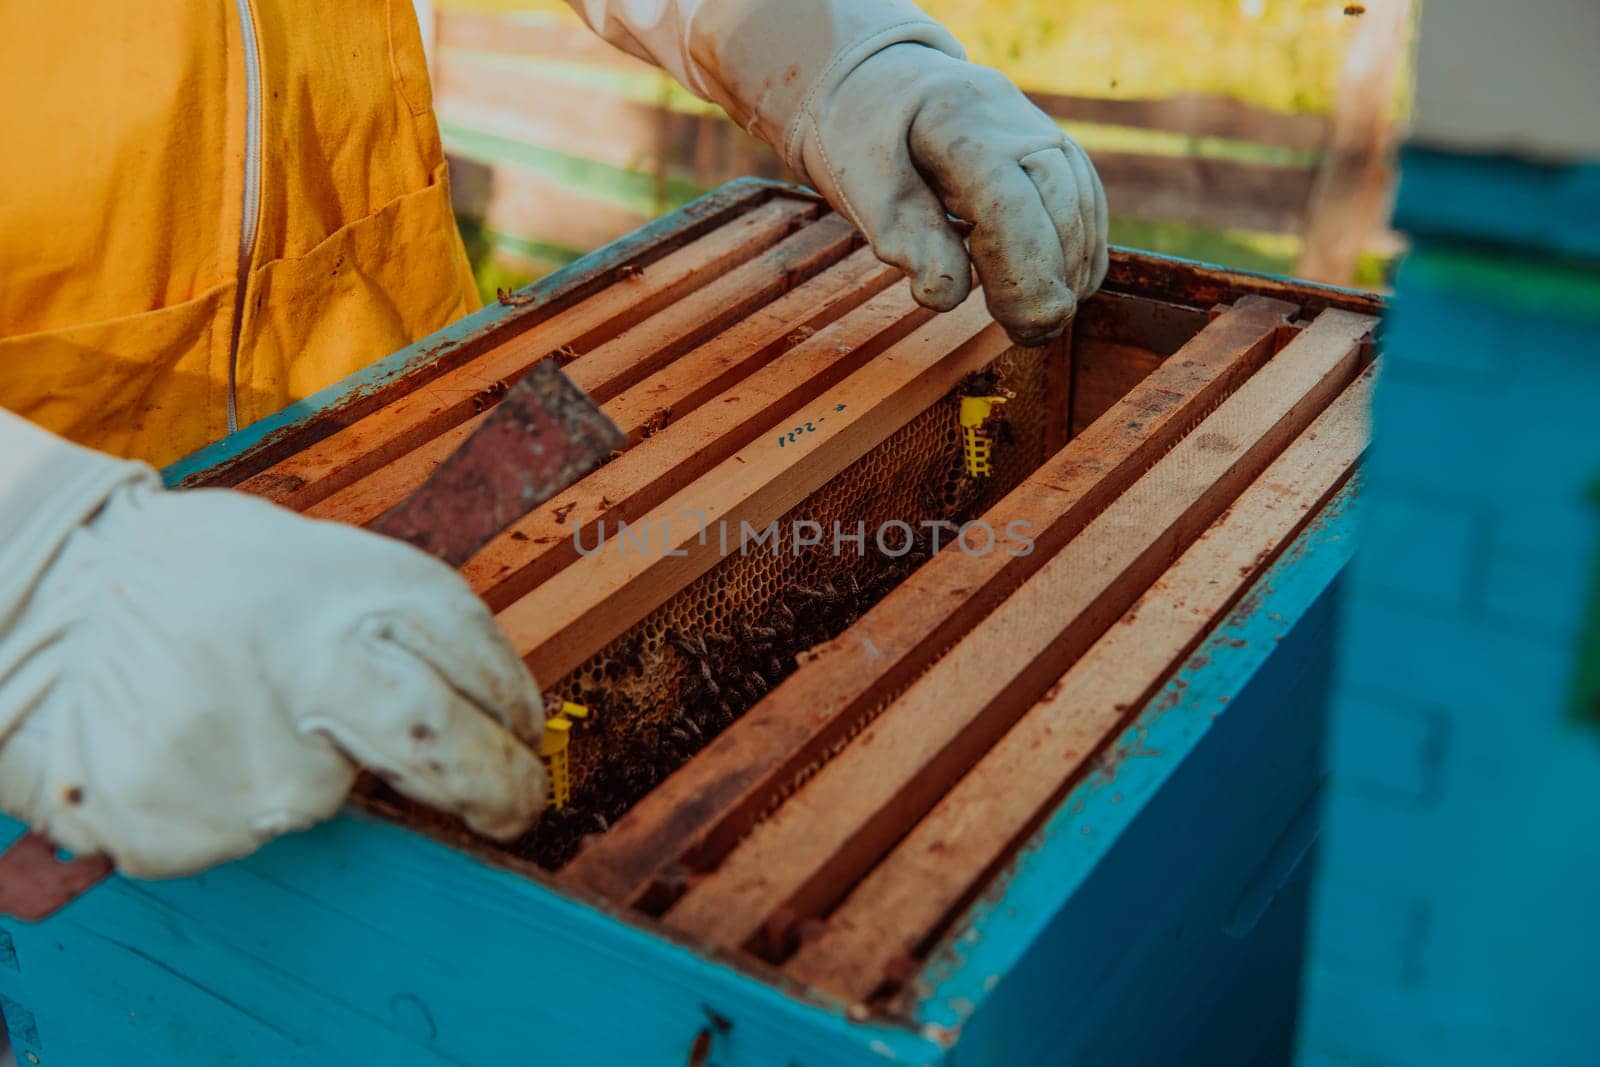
[961,369,1002,395]
[497,286,536,308]
[790,584,840,612]
[738,621,778,643]
[670,631,720,694]
[619,264,646,281]
[642,406,673,439]
[471,379,510,413]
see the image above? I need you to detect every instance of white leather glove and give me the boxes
[0,412,546,879]
[792,40,1110,346]
[568,0,1109,345]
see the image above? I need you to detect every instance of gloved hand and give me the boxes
[0,414,546,879]
[789,40,1109,345]
[574,0,1109,346]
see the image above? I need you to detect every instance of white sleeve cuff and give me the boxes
[0,410,156,732]
[565,0,965,183]
[687,0,966,179]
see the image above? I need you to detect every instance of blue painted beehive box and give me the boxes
[1297,150,1600,1067]
[0,180,1383,1066]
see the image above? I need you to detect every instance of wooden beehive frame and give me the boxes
[635,313,1371,975]
[785,370,1373,1003]
[555,273,1377,1003]
[563,296,1304,903]
[181,179,1382,1015]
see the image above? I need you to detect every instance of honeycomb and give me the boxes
[521,343,1059,869]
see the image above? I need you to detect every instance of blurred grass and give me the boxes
[439,0,1401,296]
[1110,217,1392,289]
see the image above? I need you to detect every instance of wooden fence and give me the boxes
[431,7,1405,285]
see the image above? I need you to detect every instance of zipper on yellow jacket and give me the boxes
[226,0,264,435]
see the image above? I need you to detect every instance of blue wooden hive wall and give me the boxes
[1297,149,1600,1065]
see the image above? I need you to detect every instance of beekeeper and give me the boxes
[0,0,1107,879]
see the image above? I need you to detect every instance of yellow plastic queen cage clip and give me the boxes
[959,394,1010,478]
[538,701,590,810]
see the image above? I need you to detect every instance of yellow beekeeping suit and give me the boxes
[0,2,479,467]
